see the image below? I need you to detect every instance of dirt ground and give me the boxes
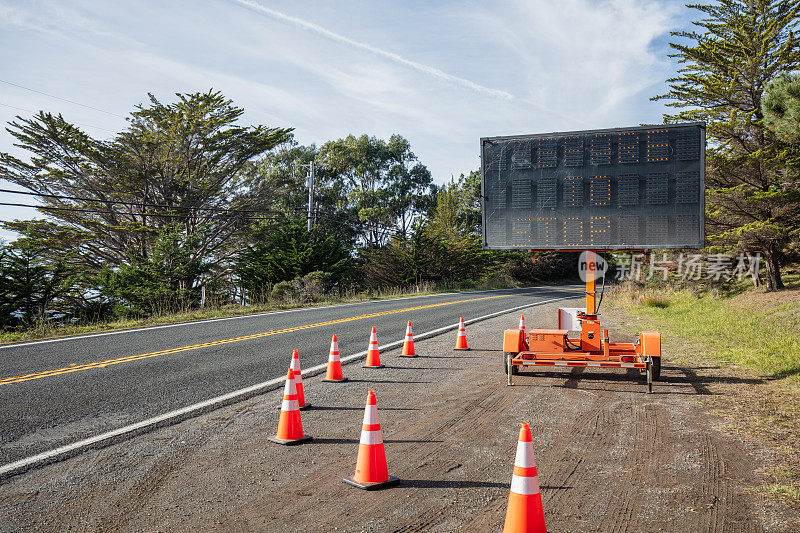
[1,299,797,532]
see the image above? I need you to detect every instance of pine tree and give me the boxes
[653,0,800,290]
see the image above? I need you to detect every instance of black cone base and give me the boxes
[363,364,385,368]
[321,377,348,382]
[268,435,313,446]
[343,475,399,490]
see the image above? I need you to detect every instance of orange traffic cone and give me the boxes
[322,334,347,382]
[268,369,312,445]
[518,314,526,334]
[289,349,310,409]
[364,327,384,368]
[502,423,546,532]
[400,321,416,357]
[343,390,399,490]
[454,317,469,350]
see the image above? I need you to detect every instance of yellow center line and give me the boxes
[0,288,583,386]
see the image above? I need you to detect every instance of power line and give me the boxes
[0,79,126,119]
[0,187,402,234]
[0,200,404,237]
[0,102,118,133]
[0,201,297,222]
[0,187,283,215]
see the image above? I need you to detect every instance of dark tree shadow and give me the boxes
[310,406,420,411]
[345,379,432,384]
[400,479,570,490]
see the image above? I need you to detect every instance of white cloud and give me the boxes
[464,0,680,127]
[230,0,513,100]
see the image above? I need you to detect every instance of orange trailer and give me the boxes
[502,251,661,392]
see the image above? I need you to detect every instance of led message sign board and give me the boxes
[481,122,705,250]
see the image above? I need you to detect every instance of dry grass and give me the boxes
[607,280,800,505]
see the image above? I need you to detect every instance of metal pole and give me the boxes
[586,250,596,315]
[307,161,314,231]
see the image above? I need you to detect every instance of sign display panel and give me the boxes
[481,122,705,250]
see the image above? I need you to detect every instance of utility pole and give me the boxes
[294,161,316,231]
[307,160,315,231]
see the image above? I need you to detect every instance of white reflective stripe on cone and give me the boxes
[514,441,536,468]
[281,399,299,411]
[329,353,340,361]
[362,403,378,425]
[285,376,296,396]
[510,474,541,495]
[360,429,383,445]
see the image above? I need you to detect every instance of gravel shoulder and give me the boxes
[1,298,796,532]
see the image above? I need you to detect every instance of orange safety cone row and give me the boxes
[502,423,546,532]
[268,369,312,445]
[343,390,399,490]
[364,327,384,368]
[289,349,310,409]
[454,317,470,350]
[322,334,347,382]
[400,321,416,357]
[518,314,526,334]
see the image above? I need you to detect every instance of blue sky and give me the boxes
[0,0,692,240]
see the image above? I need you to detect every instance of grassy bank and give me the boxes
[609,280,800,381]
[607,278,800,503]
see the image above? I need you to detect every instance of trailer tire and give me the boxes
[503,353,519,375]
[650,356,661,381]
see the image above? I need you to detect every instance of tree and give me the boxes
[318,134,433,248]
[236,221,353,300]
[100,225,209,316]
[653,0,800,290]
[1,91,293,287]
[763,72,800,145]
[0,241,78,326]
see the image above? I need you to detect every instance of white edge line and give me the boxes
[0,295,579,480]
[0,285,583,350]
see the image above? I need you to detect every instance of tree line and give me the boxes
[0,92,571,328]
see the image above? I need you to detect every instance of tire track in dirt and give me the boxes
[93,432,208,532]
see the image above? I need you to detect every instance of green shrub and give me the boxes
[270,281,299,304]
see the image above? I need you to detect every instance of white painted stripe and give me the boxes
[587,363,601,367]
[360,429,383,445]
[510,474,541,495]
[281,399,299,411]
[362,403,378,425]
[0,293,581,479]
[514,440,536,468]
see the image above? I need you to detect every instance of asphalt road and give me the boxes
[0,285,581,465]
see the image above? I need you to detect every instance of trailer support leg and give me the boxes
[646,359,653,394]
[507,352,513,387]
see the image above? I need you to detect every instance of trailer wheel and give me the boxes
[650,356,661,381]
[503,353,519,375]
